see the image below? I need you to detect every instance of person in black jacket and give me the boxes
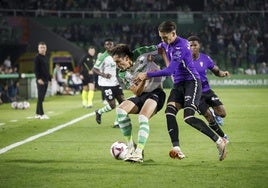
[34,41,51,119]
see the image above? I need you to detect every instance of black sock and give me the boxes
[209,122,225,137]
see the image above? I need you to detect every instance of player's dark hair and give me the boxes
[38,41,46,46]
[110,44,133,59]
[104,38,113,43]
[188,35,200,42]
[158,21,176,33]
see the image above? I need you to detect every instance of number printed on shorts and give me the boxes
[104,89,113,97]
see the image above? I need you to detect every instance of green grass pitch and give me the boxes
[0,88,267,188]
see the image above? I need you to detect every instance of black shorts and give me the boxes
[198,89,223,115]
[81,74,95,85]
[102,85,124,101]
[128,88,166,113]
[167,79,202,110]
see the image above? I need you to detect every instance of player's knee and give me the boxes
[214,106,226,118]
[116,107,127,115]
[216,110,226,118]
[109,102,116,109]
[183,107,196,124]
[165,104,178,117]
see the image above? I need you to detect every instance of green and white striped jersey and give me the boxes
[119,46,165,93]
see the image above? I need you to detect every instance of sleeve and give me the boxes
[147,60,176,77]
[34,55,41,80]
[206,55,215,70]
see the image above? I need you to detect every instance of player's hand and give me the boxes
[158,47,165,56]
[102,73,111,79]
[38,79,44,85]
[135,73,148,81]
[223,71,231,78]
[130,78,146,96]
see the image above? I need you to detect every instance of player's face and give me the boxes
[104,41,114,51]
[159,30,176,44]
[38,44,47,55]
[189,40,200,55]
[88,48,96,56]
[112,55,132,71]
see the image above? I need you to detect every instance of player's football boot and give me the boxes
[216,138,227,161]
[128,150,143,163]
[169,148,185,160]
[124,143,136,161]
[95,110,101,124]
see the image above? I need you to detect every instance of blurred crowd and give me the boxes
[0,0,267,103]
[1,0,267,12]
[0,55,20,104]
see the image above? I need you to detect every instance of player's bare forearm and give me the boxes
[129,79,146,96]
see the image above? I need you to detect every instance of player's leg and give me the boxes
[87,81,95,108]
[184,80,227,161]
[199,94,226,138]
[113,89,125,128]
[165,88,185,159]
[95,87,115,124]
[116,99,139,160]
[81,82,89,107]
[208,91,226,125]
[129,88,166,162]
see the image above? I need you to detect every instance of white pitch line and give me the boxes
[0,112,95,155]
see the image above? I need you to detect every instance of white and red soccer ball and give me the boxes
[110,141,128,160]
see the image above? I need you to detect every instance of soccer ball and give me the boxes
[110,141,128,160]
[23,101,30,109]
[11,101,18,109]
[17,102,24,109]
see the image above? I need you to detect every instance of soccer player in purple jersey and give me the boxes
[188,35,230,142]
[137,21,227,161]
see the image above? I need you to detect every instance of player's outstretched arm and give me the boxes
[212,66,231,78]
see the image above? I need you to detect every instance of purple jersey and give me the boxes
[147,37,200,83]
[193,53,215,92]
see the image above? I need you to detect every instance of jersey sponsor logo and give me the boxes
[200,61,204,67]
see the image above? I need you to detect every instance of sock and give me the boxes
[137,115,149,150]
[116,108,133,144]
[97,104,112,114]
[82,90,88,106]
[184,108,219,142]
[165,105,179,147]
[209,122,225,137]
[88,90,94,106]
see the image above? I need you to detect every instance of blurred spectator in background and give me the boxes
[0,83,11,103]
[3,56,11,68]
[245,64,256,75]
[257,62,268,74]
[67,70,82,94]
[8,80,19,101]
[53,63,67,95]
[227,42,237,74]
